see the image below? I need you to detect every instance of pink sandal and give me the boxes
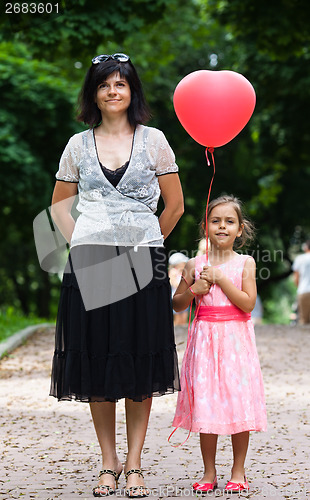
[193,476,218,493]
[224,475,249,493]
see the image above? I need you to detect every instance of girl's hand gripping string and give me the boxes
[172,259,211,314]
[189,275,211,296]
[200,265,224,285]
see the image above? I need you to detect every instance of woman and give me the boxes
[49,53,184,497]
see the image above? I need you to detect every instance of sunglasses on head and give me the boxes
[92,53,130,64]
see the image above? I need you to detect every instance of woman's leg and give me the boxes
[230,431,250,482]
[124,397,152,489]
[199,433,218,483]
[89,402,123,489]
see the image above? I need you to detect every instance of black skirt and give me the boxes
[49,245,180,402]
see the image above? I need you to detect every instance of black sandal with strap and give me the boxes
[93,469,122,497]
[125,469,150,498]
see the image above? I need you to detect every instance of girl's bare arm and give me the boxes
[172,259,210,312]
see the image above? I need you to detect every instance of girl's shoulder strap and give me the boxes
[236,253,255,271]
[196,253,208,264]
[238,253,255,263]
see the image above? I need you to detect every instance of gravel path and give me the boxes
[0,324,309,499]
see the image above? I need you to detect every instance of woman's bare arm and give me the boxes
[157,173,184,239]
[51,181,78,243]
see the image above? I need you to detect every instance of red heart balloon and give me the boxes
[173,70,256,148]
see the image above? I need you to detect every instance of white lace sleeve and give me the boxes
[55,134,81,183]
[154,130,179,176]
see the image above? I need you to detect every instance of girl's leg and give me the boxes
[199,433,218,482]
[89,402,123,489]
[124,397,152,489]
[230,431,250,482]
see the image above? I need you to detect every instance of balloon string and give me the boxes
[167,294,202,447]
[168,147,216,447]
[205,147,215,260]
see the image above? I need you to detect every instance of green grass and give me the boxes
[0,307,52,343]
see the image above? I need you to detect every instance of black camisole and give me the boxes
[99,161,129,188]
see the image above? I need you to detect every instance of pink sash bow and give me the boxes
[197,305,251,322]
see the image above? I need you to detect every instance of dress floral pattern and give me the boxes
[173,253,267,435]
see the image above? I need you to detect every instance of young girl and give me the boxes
[172,195,267,494]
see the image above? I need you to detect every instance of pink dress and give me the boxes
[173,253,267,435]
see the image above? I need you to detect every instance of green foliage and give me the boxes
[207,0,310,59]
[0,42,82,316]
[0,0,172,60]
[0,306,49,343]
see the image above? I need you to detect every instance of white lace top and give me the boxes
[55,124,179,248]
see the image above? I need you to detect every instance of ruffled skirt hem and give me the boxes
[172,417,267,435]
[50,346,180,403]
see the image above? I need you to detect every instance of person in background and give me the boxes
[169,252,189,325]
[292,240,310,325]
[251,294,263,326]
[196,238,211,256]
[197,238,207,256]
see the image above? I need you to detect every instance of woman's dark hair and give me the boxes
[77,59,151,128]
[199,194,255,249]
